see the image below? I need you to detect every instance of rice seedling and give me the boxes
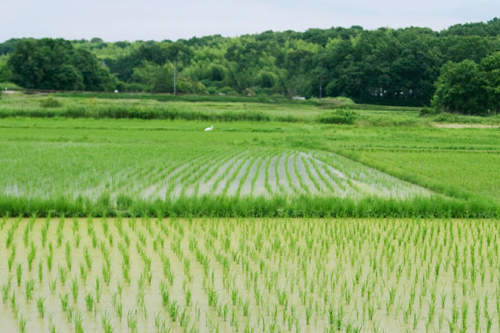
[71,278,79,302]
[18,315,27,333]
[101,311,114,333]
[16,263,22,287]
[37,296,45,317]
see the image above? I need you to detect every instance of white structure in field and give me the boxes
[204,125,213,131]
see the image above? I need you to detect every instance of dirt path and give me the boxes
[433,123,500,129]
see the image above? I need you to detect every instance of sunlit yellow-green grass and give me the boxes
[1,217,499,332]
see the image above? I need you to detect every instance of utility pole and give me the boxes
[173,60,177,95]
[319,62,323,100]
[319,74,322,100]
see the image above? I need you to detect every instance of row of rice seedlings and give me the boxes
[274,154,286,194]
[191,149,243,196]
[164,153,214,198]
[175,149,227,197]
[234,155,259,198]
[283,152,300,195]
[135,153,196,199]
[210,152,249,195]
[92,147,201,200]
[306,154,336,194]
[221,154,253,197]
[264,153,279,195]
[292,153,310,194]
[299,154,322,193]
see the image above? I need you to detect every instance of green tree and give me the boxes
[432,60,490,115]
[480,51,500,112]
[8,38,113,91]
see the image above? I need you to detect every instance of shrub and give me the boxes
[318,109,358,124]
[40,97,63,108]
[419,107,440,117]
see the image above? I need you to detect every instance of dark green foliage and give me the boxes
[317,109,358,124]
[39,97,62,108]
[0,104,276,122]
[419,107,440,117]
[0,194,497,218]
[432,54,500,115]
[8,38,114,91]
[2,17,500,109]
[52,91,303,104]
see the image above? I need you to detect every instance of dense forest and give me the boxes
[1,18,500,114]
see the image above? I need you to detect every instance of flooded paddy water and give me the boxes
[1,217,498,332]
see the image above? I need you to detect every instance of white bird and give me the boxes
[204,125,213,132]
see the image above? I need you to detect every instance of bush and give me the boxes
[317,109,358,124]
[419,107,440,117]
[317,97,355,109]
[40,97,63,108]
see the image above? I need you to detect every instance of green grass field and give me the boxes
[1,91,500,332]
[1,91,500,216]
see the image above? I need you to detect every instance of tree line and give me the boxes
[1,18,500,114]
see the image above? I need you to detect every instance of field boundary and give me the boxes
[0,194,498,218]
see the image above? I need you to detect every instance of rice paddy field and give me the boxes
[1,92,500,332]
[2,216,500,333]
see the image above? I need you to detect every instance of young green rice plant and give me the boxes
[475,299,481,333]
[46,278,56,294]
[27,242,36,272]
[101,311,114,333]
[73,311,84,333]
[18,315,27,333]
[6,227,14,249]
[84,247,92,270]
[462,301,468,332]
[60,293,69,312]
[127,310,138,333]
[306,306,313,325]
[24,278,34,301]
[102,263,111,285]
[58,266,67,285]
[71,278,79,302]
[186,288,192,307]
[10,290,16,314]
[65,242,72,270]
[36,259,43,283]
[8,245,16,272]
[45,243,53,272]
[16,263,22,287]
[179,308,191,327]
[160,281,170,307]
[242,298,250,317]
[57,230,63,248]
[95,277,101,304]
[112,292,123,321]
[75,233,81,248]
[85,292,94,312]
[169,300,179,321]
[41,224,48,248]
[208,287,219,308]
[1,283,10,306]
[37,296,45,318]
[92,233,98,248]
[23,223,30,248]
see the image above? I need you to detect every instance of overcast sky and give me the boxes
[1,0,499,42]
